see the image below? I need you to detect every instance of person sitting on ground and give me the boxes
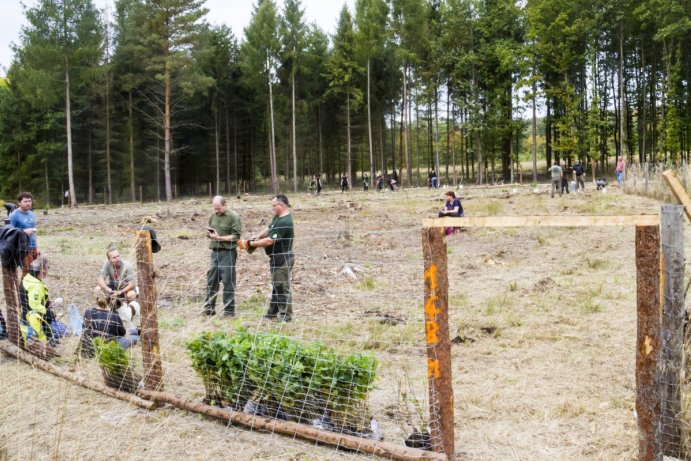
[595,177,607,191]
[80,291,138,357]
[19,256,63,346]
[438,191,464,235]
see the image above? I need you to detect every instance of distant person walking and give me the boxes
[615,156,625,187]
[548,161,563,198]
[340,174,349,193]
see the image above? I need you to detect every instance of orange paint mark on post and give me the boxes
[426,321,440,344]
[428,358,440,378]
[424,264,438,291]
[424,295,440,320]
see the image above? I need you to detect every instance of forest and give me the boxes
[0,0,688,206]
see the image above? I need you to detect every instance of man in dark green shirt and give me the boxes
[203,196,242,317]
[240,194,295,322]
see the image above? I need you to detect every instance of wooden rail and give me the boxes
[422,214,660,228]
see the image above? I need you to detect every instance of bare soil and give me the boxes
[0,183,680,461]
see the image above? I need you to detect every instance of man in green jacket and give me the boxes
[239,194,295,322]
[203,196,242,317]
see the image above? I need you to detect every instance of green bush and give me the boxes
[187,328,378,432]
[93,337,140,393]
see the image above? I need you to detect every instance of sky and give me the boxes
[0,0,355,74]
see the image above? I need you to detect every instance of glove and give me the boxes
[237,239,250,250]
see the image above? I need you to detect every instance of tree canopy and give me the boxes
[0,0,689,205]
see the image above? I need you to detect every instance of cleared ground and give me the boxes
[0,182,677,460]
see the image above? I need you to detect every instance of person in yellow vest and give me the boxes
[20,256,63,345]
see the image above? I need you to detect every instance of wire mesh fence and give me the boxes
[1,188,688,460]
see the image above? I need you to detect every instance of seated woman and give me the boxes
[438,191,464,235]
[80,291,139,357]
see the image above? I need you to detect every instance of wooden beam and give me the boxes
[422,215,660,228]
[662,170,691,221]
[421,228,454,459]
[660,205,684,457]
[135,230,164,392]
[137,389,447,461]
[0,342,156,410]
[635,224,662,461]
[2,266,20,346]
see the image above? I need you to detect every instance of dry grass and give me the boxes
[0,184,684,461]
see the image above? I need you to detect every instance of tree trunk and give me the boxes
[291,71,298,192]
[128,91,136,202]
[214,101,220,195]
[532,80,538,183]
[619,21,629,160]
[346,85,352,190]
[434,86,440,182]
[88,129,93,203]
[367,60,374,187]
[164,67,173,201]
[268,75,278,193]
[106,72,112,204]
[65,56,76,207]
[403,65,411,186]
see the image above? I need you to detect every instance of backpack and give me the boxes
[0,225,29,269]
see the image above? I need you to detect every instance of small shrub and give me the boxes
[187,329,378,434]
[93,337,140,393]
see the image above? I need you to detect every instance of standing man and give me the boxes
[204,196,242,317]
[240,194,295,322]
[573,160,585,191]
[548,161,563,198]
[10,192,39,276]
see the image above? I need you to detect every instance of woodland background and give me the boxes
[0,0,688,206]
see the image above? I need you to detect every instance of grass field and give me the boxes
[0,182,682,461]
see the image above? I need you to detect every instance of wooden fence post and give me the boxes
[636,224,662,461]
[421,227,454,459]
[2,267,20,346]
[660,205,684,457]
[135,230,164,392]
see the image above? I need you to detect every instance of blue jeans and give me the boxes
[616,171,623,186]
[204,249,237,315]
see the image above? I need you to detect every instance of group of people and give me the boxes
[0,191,145,353]
[203,194,295,323]
[0,191,296,353]
[548,160,589,197]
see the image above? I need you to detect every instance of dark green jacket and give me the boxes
[208,209,242,250]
